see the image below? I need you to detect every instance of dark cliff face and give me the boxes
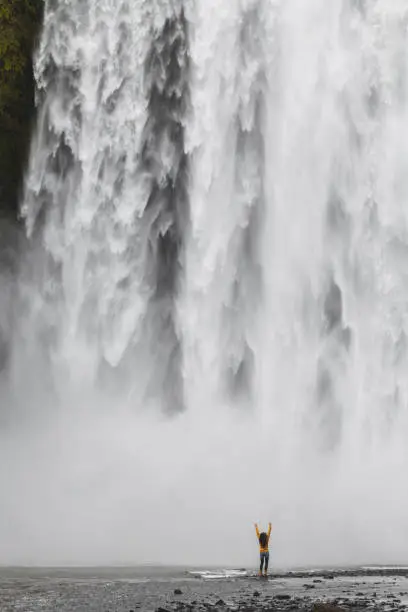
[0,0,43,218]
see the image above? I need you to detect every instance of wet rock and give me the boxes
[174,589,183,595]
[312,603,346,612]
[253,591,260,597]
[275,594,291,600]
[215,600,226,607]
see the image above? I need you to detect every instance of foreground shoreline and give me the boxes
[1,566,408,611]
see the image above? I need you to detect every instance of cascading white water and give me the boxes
[1,0,408,567]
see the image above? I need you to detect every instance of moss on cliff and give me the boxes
[0,0,43,217]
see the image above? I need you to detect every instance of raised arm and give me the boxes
[267,522,272,538]
[254,523,260,539]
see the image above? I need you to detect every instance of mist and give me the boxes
[1,400,407,567]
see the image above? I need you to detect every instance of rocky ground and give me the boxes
[1,567,408,612]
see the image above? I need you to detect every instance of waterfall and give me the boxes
[1,0,408,567]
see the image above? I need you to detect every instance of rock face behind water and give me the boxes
[0,215,23,373]
[0,215,22,272]
[0,1,43,216]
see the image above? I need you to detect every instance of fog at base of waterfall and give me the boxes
[0,406,407,567]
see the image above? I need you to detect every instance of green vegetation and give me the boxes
[0,0,43,217]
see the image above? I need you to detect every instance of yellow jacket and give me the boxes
[255,523,272,553]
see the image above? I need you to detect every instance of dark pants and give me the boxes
[260,551,269,573]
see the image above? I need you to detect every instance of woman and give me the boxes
[254,522,272,576]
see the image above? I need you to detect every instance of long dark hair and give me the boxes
[259,532,268,547]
